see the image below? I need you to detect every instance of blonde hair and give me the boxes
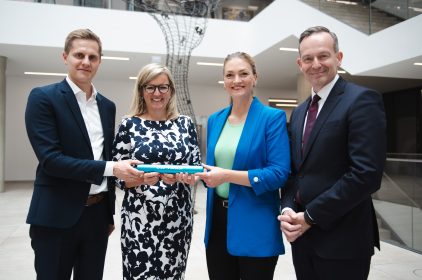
[128,63,179,120]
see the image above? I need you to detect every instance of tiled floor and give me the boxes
[1,181,421,279]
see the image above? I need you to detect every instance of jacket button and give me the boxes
[253,177,259,183]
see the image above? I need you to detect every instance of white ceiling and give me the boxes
[1,1,422,94]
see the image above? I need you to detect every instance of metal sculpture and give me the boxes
[128,0,220,123]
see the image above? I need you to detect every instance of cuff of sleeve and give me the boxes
[104,161,114,177]
[281,207,293,215]
[304,209,316,226]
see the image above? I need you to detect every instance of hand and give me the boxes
[113,159,143,183]
[175,172,196,185]
[124,172,160,188]
[196,164,226,188]
[278,210,311,242]
[161,173,177,185]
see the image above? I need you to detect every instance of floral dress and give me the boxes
[112,115,201,280]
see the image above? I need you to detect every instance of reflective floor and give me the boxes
[1,181,421,279]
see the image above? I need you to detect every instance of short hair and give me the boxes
[128,63,179,120]
[223,51,257,76]
[64,29,102,56]
[299,26,339,53]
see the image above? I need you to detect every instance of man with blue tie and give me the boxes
[278,26,386,280]
[25,29,143,280]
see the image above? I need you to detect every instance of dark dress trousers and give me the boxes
[281,77,386,279]
[25,79,116,279]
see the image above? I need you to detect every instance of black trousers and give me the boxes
[206,195,278,280]
[292,237,371,280]
[30,197,110,280]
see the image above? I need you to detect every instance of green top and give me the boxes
[214,119,245,199]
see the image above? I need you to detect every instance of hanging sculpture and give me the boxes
[127,0,220,123]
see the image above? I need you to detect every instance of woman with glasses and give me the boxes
[196,52,290,280]
[112,63,201,280]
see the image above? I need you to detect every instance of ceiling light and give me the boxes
[326,0,358,5]
[102,56,129,61]
[279,47,298,52]
[129,76,137,80]
[275,104,298,108]
[24,72,67,77]
[413,62,422,66]
[248,5,259,11]
[197,62,224,67]
[218,81,224,84]
[268,98,297,103]
[337,70,347,74]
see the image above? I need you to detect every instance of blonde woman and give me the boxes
[112,63,201,279]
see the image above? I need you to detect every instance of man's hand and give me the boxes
[278,209,311,242]
[113,160,143,183]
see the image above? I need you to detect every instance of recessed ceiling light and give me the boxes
[197,62,224,67]
[275,104,298,108]
[129,77,137,80]
[279,47,298,52]
[24,72,67,77]
[218,81,224,84]
[268,98,297,103]
[102,56,129,61]
[337,70,347,74]
[413,62,422,66]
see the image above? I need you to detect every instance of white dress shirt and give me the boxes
[66,77,113,194]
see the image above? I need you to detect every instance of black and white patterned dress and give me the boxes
[112,115,201,280]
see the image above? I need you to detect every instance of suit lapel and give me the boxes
[61,80,92,147]
[294,98,311,165]
[301,78,346,160]
[232,97,261,171]
[96,93,111,160]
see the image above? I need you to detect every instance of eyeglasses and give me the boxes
[143,84,171,94]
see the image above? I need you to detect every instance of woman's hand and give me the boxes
[196,164,227,188]
[124,171,160,188]
[161,173,177,185]
[175,172,197,185]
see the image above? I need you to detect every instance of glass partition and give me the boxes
[300,0,422,34]
[373,153,422,253]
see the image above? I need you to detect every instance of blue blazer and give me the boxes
[25,79,116,228]
[204,97,290,257]
[281,77,386,259]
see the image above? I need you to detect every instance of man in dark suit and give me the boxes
[278,26,386,280]
[25,29,143,280]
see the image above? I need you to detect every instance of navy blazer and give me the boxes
[204,97,290,257]
[25,79,116,228]
[281,77,386,259]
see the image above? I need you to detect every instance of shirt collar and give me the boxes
[66,76,98,99]
[311,74,339,102]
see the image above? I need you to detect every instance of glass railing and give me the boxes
[300,0,422,34]
[19,0,275,21]
[373,153,422,253]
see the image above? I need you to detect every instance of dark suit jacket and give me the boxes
[281,77,386,259]
[25,79,116,229]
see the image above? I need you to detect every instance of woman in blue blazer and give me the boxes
[197,52,290,280]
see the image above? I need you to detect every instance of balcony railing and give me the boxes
[300,0,422,34]
[373,153,422,253]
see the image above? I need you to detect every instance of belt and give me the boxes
[86,192,106,207]
[216,195,228,209]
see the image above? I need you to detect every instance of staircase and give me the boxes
[300,0,403,34]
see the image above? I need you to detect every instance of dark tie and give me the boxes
[302,94,321,150]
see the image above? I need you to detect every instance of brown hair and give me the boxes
[223,51,257,75]
[64,29,102,56]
